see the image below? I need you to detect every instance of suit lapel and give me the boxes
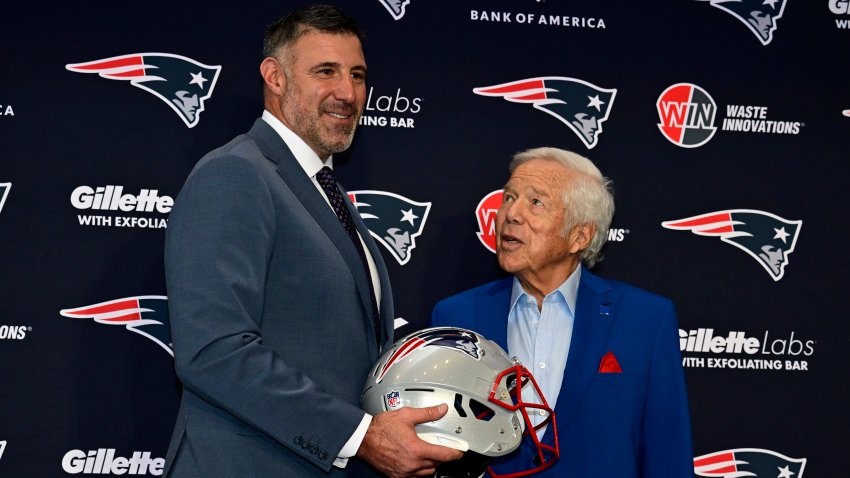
[247,119,380,349]
[474,278,512,350]
[543,267,618,442]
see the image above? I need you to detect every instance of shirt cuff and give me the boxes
[332,413,372,468]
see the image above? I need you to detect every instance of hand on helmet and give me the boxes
[357,403,464,477]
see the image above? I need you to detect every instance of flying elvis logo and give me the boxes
[349,190,431,266]
[698,0,788,45]
[66,53,221,128]
[473,76,616,149]
[61,296,172,356]
[379,0,411,20]
[376,328,482,383]
[662,210,801,281]
[694,448,805,477]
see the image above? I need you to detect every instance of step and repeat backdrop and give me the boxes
[2,0,849,476]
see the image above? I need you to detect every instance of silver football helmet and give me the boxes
[361,327,559,477]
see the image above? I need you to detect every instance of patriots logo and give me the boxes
[349,190,431,266]
[379,0,411,20]
[0,183,10,214]
[662,209,801,281]
[66,53,221,128]
[60,296,172,356]
[377,328,482,383]
[473,77,616,149]
[694,448,806,477]
[699,0,788,45]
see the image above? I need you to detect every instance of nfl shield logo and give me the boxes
[385,390,402,410]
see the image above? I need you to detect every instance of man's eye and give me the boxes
[352,72,366,83]
[532,198,544,206]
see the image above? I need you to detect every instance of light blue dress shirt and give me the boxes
[507,266,580,437]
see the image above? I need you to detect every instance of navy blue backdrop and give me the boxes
[1,1,849,476]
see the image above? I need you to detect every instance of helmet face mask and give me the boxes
[361,327,560,476]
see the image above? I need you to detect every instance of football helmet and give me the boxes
[361,327,559,477]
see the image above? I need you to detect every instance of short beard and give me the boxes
[301,115,358,155]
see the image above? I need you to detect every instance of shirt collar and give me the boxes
[262,110,333,177]
[508,266,581,315]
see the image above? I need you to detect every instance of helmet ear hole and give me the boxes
[453,393,467,418]
[469,399,495,421]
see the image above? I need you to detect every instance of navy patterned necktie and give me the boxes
[315,166,381,346]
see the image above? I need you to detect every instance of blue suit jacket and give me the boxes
[163,119,393,477]
[431,268,692,478]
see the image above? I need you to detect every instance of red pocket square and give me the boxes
[598,351,622,373]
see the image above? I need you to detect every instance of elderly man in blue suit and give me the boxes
[162,5,461,478]
[431,147,693,477]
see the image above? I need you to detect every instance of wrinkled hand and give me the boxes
[357,403,464,478]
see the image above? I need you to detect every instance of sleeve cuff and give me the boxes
[333,413,372,468]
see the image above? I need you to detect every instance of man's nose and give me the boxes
[335,74,357,103]
[500,201,523,225]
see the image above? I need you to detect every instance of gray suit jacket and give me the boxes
[162,118,393,477]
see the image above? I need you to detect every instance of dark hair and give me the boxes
[263,4,364,59]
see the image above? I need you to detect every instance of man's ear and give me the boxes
[568,223,596,254]
[260,57,285,96]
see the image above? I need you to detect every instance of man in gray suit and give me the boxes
[162,5,462,477]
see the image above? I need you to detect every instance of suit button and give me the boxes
[319,451,328,460]
[294,436,302,446]
[302,441,312,450]
[310,446,320,455]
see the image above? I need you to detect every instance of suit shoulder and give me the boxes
[592,273,675,310]
[177,136,278,198]
[190,134,267,175]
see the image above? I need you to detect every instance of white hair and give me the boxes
[509,147,615,268]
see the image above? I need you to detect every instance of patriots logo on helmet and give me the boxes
[379,0,411,20]
[694,448,806,477]
[60,296,172,356]
[662,209,801,281]
[377,328,482,383]
[0,183,10,214]
[66,53,221,128]
[348,190,431,266]
[699,0,788,45]
[473,77,616,149]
